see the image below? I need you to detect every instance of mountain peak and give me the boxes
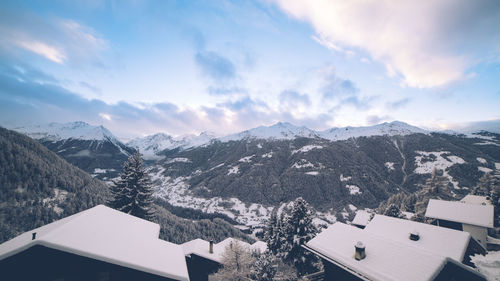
[12,121,119,142]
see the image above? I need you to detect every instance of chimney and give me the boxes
[209,240,214,254]
[32,232,37,240]
[354,241,366,260]
[409,230,420,241]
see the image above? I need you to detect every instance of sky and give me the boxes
[0,0,499,139]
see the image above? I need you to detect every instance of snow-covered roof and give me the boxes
[460,195,492,206]
[182,238,267,263]
[305,223,482,281]
[0,205,189,281]
[365,215,470,262]
[425,199,494,228]
[351,210,372,227]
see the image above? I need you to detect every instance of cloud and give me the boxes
[366,115,392,125]
[195,51,236,81]
[0,4,108,66]
[279,90,311,108]
[387,98,411,109]
[273,0,500,88]
[321,69,359,100]
[207,86,247,96]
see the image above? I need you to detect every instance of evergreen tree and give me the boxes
[281,197,320,276]
[384,203,402,218]
[108,151,154,221]
[250,251,299,281]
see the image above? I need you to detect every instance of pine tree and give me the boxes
[108,151,154,221]
[384,203,402,218]
[281,197,320,276]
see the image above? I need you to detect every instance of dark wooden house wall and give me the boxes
[434,261,486,281]
[0,245,178,281]
[321,258,364,281]
[185,254,221,281]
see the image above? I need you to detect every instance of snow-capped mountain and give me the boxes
[12,122,134,180]
[318,121,428,141]
[220,122,319,142]
[127,131,216,160]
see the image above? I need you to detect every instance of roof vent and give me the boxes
[209,240,214,254]
[354,241,366,260]
[32,232,37,240]
[409,230,420,241]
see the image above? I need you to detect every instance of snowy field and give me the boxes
[414,151,466,189]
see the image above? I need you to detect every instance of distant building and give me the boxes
[182,237,267,281]
[303,222,486,281]
[0,205,190,281]
[425,198,494,248]
[351,210,373,229]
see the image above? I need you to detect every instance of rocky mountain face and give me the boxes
[10,121,500,228]
[12,122,134,180]
[150,130,500,226]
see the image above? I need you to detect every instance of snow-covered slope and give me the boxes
[220,122,319,142]
[13,121,121,143]
[318,121,427,141]
[127,131,216,159]
[219,121,425,142]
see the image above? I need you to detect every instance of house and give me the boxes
[460,195,492,206]
[182,237,267,281]
[425,198,494,248]
[351,210,373,229]
[0,205,190,281]
[303,222,486,281]
[364,215,486,266]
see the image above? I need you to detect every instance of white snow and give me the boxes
[305,171,319,176]
[346,184,362,195]
[365,215,471,262]
[348,204,357,211]
[496,163,500,170]
[318,121,427,141]
[460,195,492,205]
[93,168,107,174]
[291,159,315,169]
[414,151,466,189]
[209,163,225,171]
[0,205,190,281]
[425,199,494,228]
[257,143,263,149]
[128,132,216,158]
[339,174,352,182]
[475,141,500,146]
[471,251,500,281]
[166,157,192,164]
[306,223,470,281]
[384,162,395,171]
[220,122,319,141]
[478,167,493,173]
[477,157,488,164]
[291,145,323,154]
[182,238,267,264]
[351,210,372,227]
[238,155,255,163]
[227,166,240,175]
[261,152,273,158]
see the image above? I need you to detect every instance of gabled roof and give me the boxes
[425,199,494,228]
[305,223,484,281]
[182,237,267,263]
[365,215,470,262]
[0,205,189,281]
[460,195,492,206]
[351,210,372,227]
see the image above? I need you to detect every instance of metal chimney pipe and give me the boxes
[32,232,37,240]
[409,230,420,241]
[354,241,366,260]
[209,240,214,254]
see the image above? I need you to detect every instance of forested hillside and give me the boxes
[0,127,251,244]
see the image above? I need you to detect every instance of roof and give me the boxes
[365,215,470,262]
[351,210,372,227]
[460,195,492,206]
[425,199,494,228]
[305,223,484,281]
[0,205,189,281]
[182,238,267,263]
